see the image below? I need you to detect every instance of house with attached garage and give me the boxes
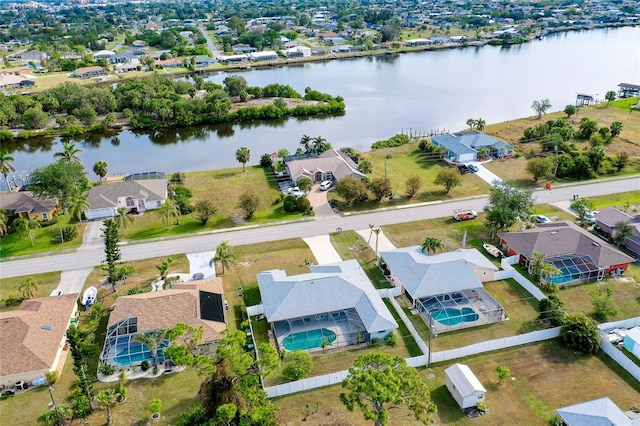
[0,294,79,387]
[594,207,640,257]
[256,260,398,353]
[378,247,504,333]
[498,221,635,285]
[84,178,167,220]
[431,131,514,163]
[285,149,366,184]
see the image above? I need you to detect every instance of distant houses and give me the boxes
[73,66,108,78]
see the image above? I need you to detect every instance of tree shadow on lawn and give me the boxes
[429,384,467,423]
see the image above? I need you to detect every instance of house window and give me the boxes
[138,199,145,208]
[126,197,134,207]
[42,213,49,221]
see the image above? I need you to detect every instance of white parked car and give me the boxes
[49,289,63,296]
[532,214,550,223]
[287,186,300,194]
[319,180,333,191]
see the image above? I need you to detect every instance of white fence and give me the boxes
[246,304,264,317]
[264,327,562,398]
[598,316,640,383]
[387,293,429,355]
[378,286,402,298]
[500,255,546,301]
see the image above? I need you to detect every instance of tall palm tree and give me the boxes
[299,134,312,153]
[96,389,118,426]
[18,276,39,298]
[0,150,16,192]
[474,118,486,131]
[0,210,8,236]
[93,161,109,183]
[13,217,40,246]
[68,192,89,223]
[54,141,83,164]
[210,241,236,274]
[312,136,330,154]
[157,199,179,230]
[133,329,168,368]
[421,237,444,255]
[114,207,135,235]
[235,147,251,172]
[466,118,475,130]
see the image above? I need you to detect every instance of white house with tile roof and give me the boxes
[285,149,366,184]
[85,179,167,220]
[257,260,397,353]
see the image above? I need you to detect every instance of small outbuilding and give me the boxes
[623,326,640,360]
[444,363,487,409]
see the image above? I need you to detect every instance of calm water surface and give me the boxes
[9,27,640,178]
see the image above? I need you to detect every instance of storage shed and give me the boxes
[445,363,487,409]
[623,327,640,360]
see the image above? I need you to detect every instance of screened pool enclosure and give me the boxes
[540,254,603,286]
[100,317,168,368]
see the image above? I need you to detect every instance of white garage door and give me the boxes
[86,208,115,220]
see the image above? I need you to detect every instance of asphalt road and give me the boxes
[1,176,637,279]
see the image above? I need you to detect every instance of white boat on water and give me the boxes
[82,286,97,306]
[483,243,503,258]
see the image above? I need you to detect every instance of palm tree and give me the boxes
[157,199,179,230]
[210,241,236,274]
[609,121,623,138]
[93,161,108,183]
[299,134,312,153]
[312,136,330,154]
[133,329,168,368]
[54,141,83,164]
[18,276,39,298]
[358,158,373,174]
[68,192,89,223]
[466,118,475,130]
[0,210,8,236]
[604,90,616,106]
[0,150,16,192]
[13,217,40,246]
[96,389,118,426]
[235,147,251,172]
[37,405,71,425]
[474,118,486,131]
[117,264,135,286]
[114,207,135,235]
[421,237,444,255]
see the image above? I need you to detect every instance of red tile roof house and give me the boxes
[0,294,79,387]
[498,221,635,286]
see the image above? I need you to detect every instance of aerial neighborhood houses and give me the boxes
[0,191,58,222]
[432,131,514,163]
[84,177,168,220]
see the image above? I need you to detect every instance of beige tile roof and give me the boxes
[286,149,365,182]
[107,279,226,343]
[0,294,78,377]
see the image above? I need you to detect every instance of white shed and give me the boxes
[444,363,486,409]
[623,326,640,359]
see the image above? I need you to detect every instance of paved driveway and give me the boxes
[355,229,396,252]
[307,185,337,219]
[303,235,342,264]
[470,161,503,186]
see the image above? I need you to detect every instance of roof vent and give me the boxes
[41,325,52,330]
[550,231,558,235]
[592,242,599,246]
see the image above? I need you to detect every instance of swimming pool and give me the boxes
[548,266,581,284]
[429,307,479,326]
[282,328,337,351]
[114,341,166,366]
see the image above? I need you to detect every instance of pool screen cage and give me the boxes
[272,308,367,353]
[100,318,168,369]
[415,288,504,334]
[541,253,603,286]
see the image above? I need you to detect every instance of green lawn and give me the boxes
[329,230,390,289]
[0,215,85,258]
[122,165,306,241]
[273,340,640,425]
[0,271,62,312]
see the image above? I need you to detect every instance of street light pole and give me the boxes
[49,386,62,426]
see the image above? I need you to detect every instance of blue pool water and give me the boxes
[549,266,580,284]
[114,341,166,366]
[430,307,479,326]
[282,328,337,351]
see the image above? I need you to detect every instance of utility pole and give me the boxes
[49,386,62,426]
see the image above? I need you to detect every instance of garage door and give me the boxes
[86,208,115,220]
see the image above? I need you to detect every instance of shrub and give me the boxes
[281,350,313,381]
[4,295,26,307]
[45,370,59,385]
[282,195,297,212]
[61,225,78,241]
[140,360,150,371]
[371,133,410,150]
[370,337,381,346]
[296,196,311,212]
[127,287,145,295]
[384,331,397,347]
[175,196,195,215]
[40,217,59,227]
[260,153,272,167]
[99,363,116,376]
[148,398,162,414]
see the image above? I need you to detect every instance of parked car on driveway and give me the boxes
[319,180,333,191]
[457,164,471,174]
[467,164,479,173]
[532,214,550,223]
[289,189,306,198]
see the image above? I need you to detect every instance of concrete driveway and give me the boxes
[469,161,503,186]
[307,185,337,219]
[186,251,217,279]
[303,235,342,264]
[355,229,396,252]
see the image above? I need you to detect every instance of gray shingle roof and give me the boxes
[379,247,490,299]
[257,260,397,334]
[595,207,634,228]
[286,149,365,182]
[0,191,57,215]
[86,179,167,210]
[498,221,634,268]
[556,397,640,426]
